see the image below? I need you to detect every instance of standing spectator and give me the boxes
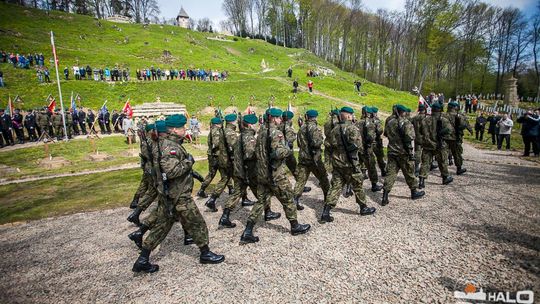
[112,110,121,133]
[87,109,96,133]
[36,68,43,83]
[64,67,69,80]
[487,111,501,145]
[103,109,111,134]
[293,78,299,93]
[497,113,513,151]
[71,109,80,135]
[438,93,444,105]
[73,66,80,80]
[472,96,478,113]
[122,114,133,138]
[0,70,4,87]
[354,80,361,93]
[307,80,314,93]
[80,66,86,80]
[86,65,92,79]
[99,68,104,81]
[465,96,472,113]
[136,69,141,80]
[0,108,14,145]
[189,115,200,143]
[104,67,111,81]
[24,109,38,142]
[475,112,487,141]
[77,107,87,135]
[516,110,540,157]
[43,67,51,83]
[12,108,25,144]
[287,66,293,78]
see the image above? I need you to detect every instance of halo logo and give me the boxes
[454,282,534,303]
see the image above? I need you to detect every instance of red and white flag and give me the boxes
[419,95,431,114]
[122,99,133,118]
[47,97,56,112]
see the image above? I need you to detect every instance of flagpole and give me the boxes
[51,31,68,141]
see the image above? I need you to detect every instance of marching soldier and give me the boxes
[323,109,339,171]
[281,111,299,179]
[240,108,311,244]
[218,114,280,228]
[371,107,387,176]
[411,104,426,176]
[197,117,233,198]
[320,107,377,223]
[132,117,224,274]
[446,101,473,175]
[381,105,425,206]
[418,103,454,187]
[357,106,383,192]
[293,109,330,208]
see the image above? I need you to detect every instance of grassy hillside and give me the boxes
[0,2,416,116]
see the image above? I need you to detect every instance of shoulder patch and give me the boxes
[170,150,177,155]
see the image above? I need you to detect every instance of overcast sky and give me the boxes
[158,0,538,28]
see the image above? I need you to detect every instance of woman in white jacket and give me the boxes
[497,113,514,150]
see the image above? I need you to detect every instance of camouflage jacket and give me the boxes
[323,116,337,152]
[385,116,415,157]
[139,131,154,176]
[281,121,296,148]
[420,112,453,150]
[411,113,426,146]
[207,125,219,167]
[373,116,384,145]
[446,111,472,142]
[329,120,363,170]
[52,113,63,126]
[154,134,194,201]
[297,120,324,165]
[233,127,257,179]
[255,122,292,185]
[37,111,50,127]
[211,124,237,169]
[356,117,376,151]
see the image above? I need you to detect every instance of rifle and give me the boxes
[436,116,444,150]
[335,108,359,173]
[237,113,249,184]
[266,104,275,185]
[304,113,316,161]
[220,121,233,175]
[154,125,175,218]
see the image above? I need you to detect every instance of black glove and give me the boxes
[192,171,204,182]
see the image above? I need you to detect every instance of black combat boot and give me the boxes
[240,221,259,244]
[197,189,208,198]
[199,245,225,264]
[456,167,467,175]
[219,208,237,228]
[128,224,149,249]
[132,248,159,273]
[241,195,255,207]
[381,190,389,206]
[293,196,304,210]
[320,205,334,223]
[290,220,311,235]
[184,231,194,245]
[360,205,376,216]
[129,194,139,209]
[264,208,281,221]
[371,182,383,192]
[442,176,454,185]
[418,177,425,189]
[411,189,425,200]
[127,207,143,226]
[227,185,234,195]
[303,186,312,193]
[205,196,218,212]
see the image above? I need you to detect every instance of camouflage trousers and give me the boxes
[374,140,386,171]
[414,143,423,171]
[200,164,218,191]
[293,160,330,199]
[362,147,379,184]
[211,166,233,198]
[142,196,209,251]
[247,176,298,224]
[285,154,298,179]
[54,125,71,138]
[325,167,367,209]
[383,154,418,192]
[420,148,449,179]
[446,140,464,168]
[224,176,261,210]
[139,183,158,212]
[134,173,152,199]
[324,148,333,172]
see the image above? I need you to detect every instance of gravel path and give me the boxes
[0,143,538,303]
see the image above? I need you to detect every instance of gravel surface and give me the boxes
[0,143,538,303]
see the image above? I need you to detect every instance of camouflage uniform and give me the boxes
[411,111,426,174]
[446,108,472,172]
[382,114,418,192]
[199,124,220,194]
[208,123,237,199]
[65,112,73,138]
[372,115,386,173]
[357,115,381,187]
[52,111,64,139]
[323,114,338,171]
[282,120,298,178]
[293,119,330,199]
[419,111,453,181]
[37,110,50,137]
[142,133,208,251]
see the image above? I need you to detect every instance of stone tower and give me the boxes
[176,6,190,28]
[503,75,519,106]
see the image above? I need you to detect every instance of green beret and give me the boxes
[282,110,294,119]
[331,109,339,115]
[165,114,187,128]
[396,104,408,112]
[155,120,167,133]
[340,106,354,114]
[243,114,258,124]
[431,103,442,111]
[210,117,222,124]
[306,109,318,118]
[371,107,379,113]
[145,123,155,131]
[268,108,283,117]
[448,102,459,108]
[224,113,237,122]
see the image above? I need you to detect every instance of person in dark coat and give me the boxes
[474,112,487,142]
[12,108,25,144]
[87,109,96,133]
[487,111,501,145]
[517,110,540,157]
[103,109,112,134]
[112,110,121,133]
[78,107,87,135]
[0,108,15,145]
[72,109,80,135]
[24,109,38,141]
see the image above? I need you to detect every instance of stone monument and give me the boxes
[503,75,519,106]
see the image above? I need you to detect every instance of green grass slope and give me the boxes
[0,2,417,115]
